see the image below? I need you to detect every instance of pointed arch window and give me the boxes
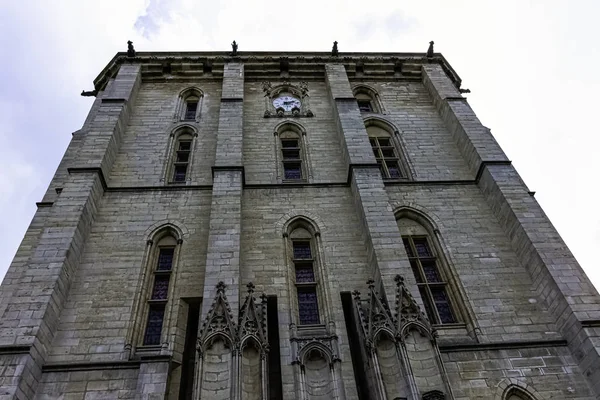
[396,213,467,326]
[162,126,198,185]
[366,121,410,180]
[353,85,385,114]
[274,122,312,183]
[285,222,327,326]
[174,87,204,122]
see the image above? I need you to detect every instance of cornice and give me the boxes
[92,51,462,92]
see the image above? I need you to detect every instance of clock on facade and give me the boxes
[273,94,301,112]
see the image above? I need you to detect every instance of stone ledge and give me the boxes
[66,167,108,191]
[439,339,568,353]
[581,319,600,328]
[475,160,513,183]
[0,345,31,355]
[43,360,141,373]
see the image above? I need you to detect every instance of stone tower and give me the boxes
[1,44,599,400]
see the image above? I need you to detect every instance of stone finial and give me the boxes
[394,274,405,286]
[231,40,238,56]
[332,41,339,57]
[426,40,434,57]
[216,281,227,292]
[127,40,136,57]
[366,279,375,289]
[246,282,255,293]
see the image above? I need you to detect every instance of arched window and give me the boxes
[365,119,410,180]
[174,87,204,122]
[353,85,385,114]
[505,387,535,400]
[283,218,328,327]
[290,226,320,324]
[274,122,312,183]
[396,213,462,325]
[140,230,182,347]
[162,126,198,185]
[171,133,193,183]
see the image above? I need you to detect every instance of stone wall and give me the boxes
[1,53,598,400]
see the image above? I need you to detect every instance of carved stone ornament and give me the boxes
[197,282,236,355]
[353,279,396,350]
[262,81,314,118]
[422,389,445,400]
[289,323,341,366]
[238,283,269,355]
[127,40,136,57]
[197,282,269,357]
[353,275,435,349]
[426,41,434,58]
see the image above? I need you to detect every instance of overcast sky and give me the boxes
[0,0,598,291]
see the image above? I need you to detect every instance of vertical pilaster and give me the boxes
[421,64,508,177]
[325,63,418,306]
[0,64,141,399]
[423,63,600,396]
[201,62,245,321]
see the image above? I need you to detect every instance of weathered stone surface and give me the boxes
[0,51,598,400]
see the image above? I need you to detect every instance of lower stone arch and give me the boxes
[494,379,545,400]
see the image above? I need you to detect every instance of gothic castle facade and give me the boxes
[1,43,599,399]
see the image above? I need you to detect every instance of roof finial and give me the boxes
[332,41,339,57]
[127,40,136,57]
[231,40,238,56]
[426,40,434,58]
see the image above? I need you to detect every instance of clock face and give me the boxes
[273,95,301,112]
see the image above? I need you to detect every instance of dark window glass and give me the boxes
[176,152,190,163]
[421,260,441,283]
[357,100,373,112]
[410,259,423,283]
[419,287,437,324]
[185,102,198,119]
[381,148,395,158]
[179,141,191,151]
[144,304,166,345]
[151,276,171,300]
[387,162,401,178]
[282,149,301,160]
[431,287,455,323]
[370,136,403,179]
[157,248,174,270]
[173,165,188,182]
[377,138,390,147]
[297,288,319,325]
[413,238,432,258]
[403,238,414,257]
[404,235,457,325]
[295,264,315,283]
[293,242,312,259]
[284,163,302,180]
[281,139,299,148]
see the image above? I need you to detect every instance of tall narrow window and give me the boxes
[365,120,410,180]
[144,242,175,345]
[370,135,403,179]
[402,236,455,324]
[172,137,192,183]
[282,137,303,180]
[184,97,199,120]
[293,240,319,324]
